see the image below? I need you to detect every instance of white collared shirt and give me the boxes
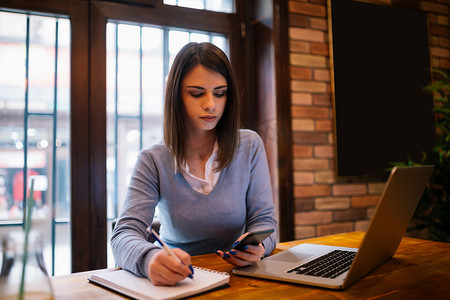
[179,142,221,195]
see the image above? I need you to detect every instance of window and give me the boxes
[106,21,227,267]
[0,0,247,273]
[163,0,234,13]
[0,10,71,275]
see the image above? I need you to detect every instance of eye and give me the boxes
[190,92,203,98]
[214,92,226,98]
[214,89,227,98]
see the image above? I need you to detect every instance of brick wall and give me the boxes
[288,0,449,239]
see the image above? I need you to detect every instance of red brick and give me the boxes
[430,35,439,46]
[355,220,371,232]
[431,46,450,58]
[293,132,329,144]
[291,53,327,67]
[294,158,329,170]
[315,197,349,210]
[439,36,450,48]
[437,0,450,6]
[314,145,334,158]
[310,0,326,5]
[294,171,314,185]
[316,120,333,132]
[291,92,312,105]
[310,42,329,56]
[310,17,328,31]
[328,132,334,145]
[291,80,327,93]
[420,2,448,14]
[289,27,326,42]
[317,222,353,236]
[295,198,315,211]
[430,24,449,37]
[332,184,367,196]
[368,182,385,194]
[291,106,329,118]
[291,66,312,80]
[333,208,366,222]
[289,1,326,17]
[293,145,313,157]
[351,195,380,208]
[289,13,309,27]
[437,15,449,26]
[313,94,331,106]
[314,170,335,184]
[295,226,316,239]
[294,184,331,198]
[295,211,332,225]
[314,69,330,82]
[290,40,310,53]
[440,58,450,69]
[292,119,315,131]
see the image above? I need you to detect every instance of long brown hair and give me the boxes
[163,42,240,172]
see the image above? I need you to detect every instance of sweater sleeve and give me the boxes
[244,131,278,256]
[110,150,162,278]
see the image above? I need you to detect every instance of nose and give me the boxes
[202,93,216,112]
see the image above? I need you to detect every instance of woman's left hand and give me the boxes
[215,233,265,267]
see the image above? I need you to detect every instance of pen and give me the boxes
[147,227,194,279]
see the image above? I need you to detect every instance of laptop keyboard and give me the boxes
[286,250,357,279]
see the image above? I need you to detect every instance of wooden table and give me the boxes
[51,231,450,299]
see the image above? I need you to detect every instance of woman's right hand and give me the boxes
[147,248,193,286]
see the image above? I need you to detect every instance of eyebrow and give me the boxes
[186,85,228,90]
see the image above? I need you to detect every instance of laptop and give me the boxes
[233,165,434,289]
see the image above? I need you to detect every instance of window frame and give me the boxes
[0,0,91,271]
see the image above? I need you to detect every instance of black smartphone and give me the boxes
[233,229,274,250]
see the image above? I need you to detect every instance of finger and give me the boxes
[223,252,253,267]
[214,250,231,260]
[172,248,194,277]
[215,250,244,266]
[231,232,250,248]
[149,264,185,286]
[238,244,264,256]
[229,244,264,263]
[161,253,192,279]
[230,249,260,262]
[148,250,192,285]
[216,248,259,267]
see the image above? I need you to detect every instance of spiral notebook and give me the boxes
[88,267,229,300]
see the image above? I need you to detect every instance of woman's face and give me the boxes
[181,64,227,134]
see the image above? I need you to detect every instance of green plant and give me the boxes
[396,69,450,242]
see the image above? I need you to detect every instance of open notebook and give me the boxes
[89,267,229,300]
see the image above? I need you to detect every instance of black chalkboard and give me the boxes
[329,0,435,178]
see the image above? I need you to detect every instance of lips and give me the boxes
[200,116,217,122]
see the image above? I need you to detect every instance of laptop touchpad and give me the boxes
[271,251,314,263]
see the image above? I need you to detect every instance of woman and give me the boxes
[111,42,277,286]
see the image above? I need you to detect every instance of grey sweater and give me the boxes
[111,129,278,278]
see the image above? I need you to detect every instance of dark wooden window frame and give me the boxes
[0,0,92,271]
